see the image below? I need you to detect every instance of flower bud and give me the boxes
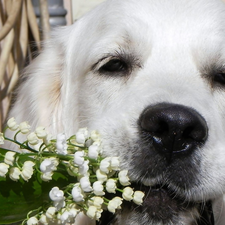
[27,216,38,225]
[7,117,19,131]
[96,169,107,182]
[72,184,84,202]
[93,181,105,196]
[46,206,56,219]
[9,167,21,181]
[118,170,130,186]
[106,179,117,193]
[133,191,145,205]
[27,132,39,145]
[74,151,85,166]
[122,187,134,201]
[0,163,9,177]
[107,197,123,214]
[35,126,48,139]
[80,176,92,192]
[4,151,16,166]
[19,121,31,134]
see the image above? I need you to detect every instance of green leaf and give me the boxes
[0,162,76,224]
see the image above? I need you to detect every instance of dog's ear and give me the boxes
[8,26,80,136]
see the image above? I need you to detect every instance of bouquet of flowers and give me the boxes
[0,118,145,225]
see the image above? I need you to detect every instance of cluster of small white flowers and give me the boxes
[0,118,145,225]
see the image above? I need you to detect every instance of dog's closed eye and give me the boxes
[213,72,225,85]
[99,58,129,74]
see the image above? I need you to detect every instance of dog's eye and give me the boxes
[214,73,225,85]
[99,59,128,74]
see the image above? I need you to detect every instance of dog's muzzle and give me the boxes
[139,102,208,162]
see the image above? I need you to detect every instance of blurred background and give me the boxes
[0,0,105,131]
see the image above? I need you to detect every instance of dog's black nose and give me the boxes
[139,103,208,160]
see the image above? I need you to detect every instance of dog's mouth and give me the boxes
[129,183,215,225]
[98,183,214,225]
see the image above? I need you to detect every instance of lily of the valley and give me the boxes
[19,121,31,134]
[80,176,92,192]
[86,205,102,221]
[0,163,9,177]
[40,157,59,181]
[93,181,105,196]
[106,179,117,193]
[74,151,85,166]
[75,128,89,144]
[21,161,35,181]
[9,167,21,181]
[133,191,145,205]
[27,216,38,225]
[56,133,68,155]
[4,151,16,166]
[122,187,134,201]
[107,197,123,214]
[35,126,48,139]
[118,170,131,186]
[7,117,19,131]
[27,132,39,145]
[49,187,65,211]
[72,184,84,202]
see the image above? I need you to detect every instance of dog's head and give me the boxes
[11,0,225,224]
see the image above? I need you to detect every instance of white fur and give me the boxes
[8,0,225,224]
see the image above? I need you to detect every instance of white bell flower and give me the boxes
[110,157,120,171]
[133,191,145,205]
[49,187,64,201]
[79,160,89,176]
[75,128,89,144]
[122,187,134,201]
[93,181,105,196]
[46,206,56,219]
[80,176,92,192]
[40,157,58,173]
[56,133,68,155]
[107,197,123,214]
[0,163,9,177]
[27,132,39,145]
[88,143,100,160]
[90,130,100,141]
[74,151,85,166]
[9,167,21,181]
[27,216,38,225]
[86,206,102,221]
[19,121,31,134]
[118,170,131,186]
[4,151,16,166]
[21,161,35,181]
[96,169,108,182]
[35,126,48,139]
[49,187,65,211]
[106,179,117,193]
[99,157,111,173]
[72,184,84,202]
[7,117,19,131]
[89,196,104,209]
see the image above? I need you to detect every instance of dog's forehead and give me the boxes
[74,0,225,60]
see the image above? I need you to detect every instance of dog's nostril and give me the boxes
[139,103,208,160]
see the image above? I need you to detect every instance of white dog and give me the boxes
[8,0,225,224]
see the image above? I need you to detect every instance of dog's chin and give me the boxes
[126,183,198,222]
[99,183,214,225]
[120,183,214,225]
